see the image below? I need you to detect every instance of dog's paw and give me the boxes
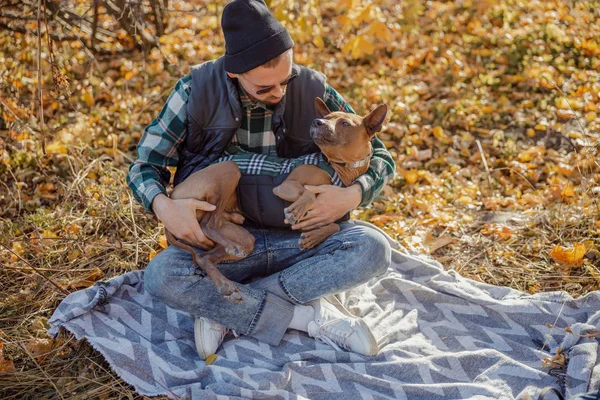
[284,208,297,225]
[299,230,328,250]
[227,290,243,304]
[218,282,244,304]
[234,245,248,258]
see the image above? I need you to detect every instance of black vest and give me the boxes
[173,57,327,186]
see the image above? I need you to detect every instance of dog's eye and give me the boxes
[341,120,350,127]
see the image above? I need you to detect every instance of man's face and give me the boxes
[228,53,294,106]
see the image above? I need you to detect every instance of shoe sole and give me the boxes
[353,316,379,356]
[194,318,209,360]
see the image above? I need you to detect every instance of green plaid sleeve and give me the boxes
[322,84,396,207]
[127,74,192,213]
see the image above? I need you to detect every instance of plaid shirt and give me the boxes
[214,152,343,187]
[127,73,396,213]
[224,84,278,155]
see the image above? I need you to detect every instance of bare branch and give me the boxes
[37,0,46,155]
[91,0,99,48]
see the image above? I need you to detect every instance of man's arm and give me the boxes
[127,75,216,249]
[127,75,192,210]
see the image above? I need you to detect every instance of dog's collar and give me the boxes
[326,152,372,169]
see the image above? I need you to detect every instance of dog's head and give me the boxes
[310,97,388,185]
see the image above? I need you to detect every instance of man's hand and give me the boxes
[152,194,216,250]
[291,184,362,231]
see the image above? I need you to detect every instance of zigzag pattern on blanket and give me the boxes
[48,226,600,400]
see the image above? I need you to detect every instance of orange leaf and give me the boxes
[25,338,54,362]
[63,267,105,289]
[0,343,16,373]
[481,223,513,239]
[542,348,567,369]
[424,232,456,253]
[369,214,395,228]
[550,243,586,267]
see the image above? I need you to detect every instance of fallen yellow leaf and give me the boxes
[46,142,68,154]
[10,242,25,262]
[83,89,95,107]
[561,183,575,197]
[556,109,575,120]
[432,126,453,144]
[205,354,218,365]
[158,234,168,249]
[401,169,419,184]
[550,243,586,267]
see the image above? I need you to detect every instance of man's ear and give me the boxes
[227,72,238,79]
[314,97,331,118]
[363,104,388,137]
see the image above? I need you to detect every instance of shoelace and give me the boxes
[312,319,352,351]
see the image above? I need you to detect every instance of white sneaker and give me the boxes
[194,317,228,360]
[307,297,379,356]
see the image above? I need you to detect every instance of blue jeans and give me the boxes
[144,221,391,346]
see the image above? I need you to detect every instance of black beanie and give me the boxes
[221,0,294,73]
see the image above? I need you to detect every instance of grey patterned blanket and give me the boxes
[48,222,600,400]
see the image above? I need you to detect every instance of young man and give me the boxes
[127,0,396,358]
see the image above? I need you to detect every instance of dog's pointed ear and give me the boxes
[363,104,388,137]
[314,97,331,118]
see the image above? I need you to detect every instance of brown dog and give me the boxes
[168,98,388,303]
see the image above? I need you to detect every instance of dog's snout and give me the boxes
[312,119,325,127]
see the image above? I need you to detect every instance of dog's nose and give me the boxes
[312,119,325,127]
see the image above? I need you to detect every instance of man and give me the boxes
[127,0,395,358]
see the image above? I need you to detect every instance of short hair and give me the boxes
[261,49,293,68]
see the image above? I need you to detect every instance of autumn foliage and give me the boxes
[1,0,600,398]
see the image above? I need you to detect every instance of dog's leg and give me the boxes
[299,223,341,250]
[272,179,305,202]
[273,165,331,225]
[273,179,316,225]
[283,189,317,225]
[197,163,249,258]
[196,246,243,303]
[196,220,255,303]
[166,226,253,303]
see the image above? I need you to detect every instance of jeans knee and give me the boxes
[143,252,166,298]
[362,229,391,277]
[359,227,392,277]
[338,225,391,279]
[143,246,193,301]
